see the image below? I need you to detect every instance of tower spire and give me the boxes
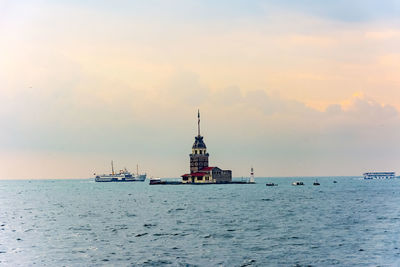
[198,109,200,136]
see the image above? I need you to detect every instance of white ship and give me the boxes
[95,161,146,182]
[363,172,395,179]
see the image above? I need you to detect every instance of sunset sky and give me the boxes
[1,0,400,179]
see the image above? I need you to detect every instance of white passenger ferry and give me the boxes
[363,172,395,179]
[95,161,146,182]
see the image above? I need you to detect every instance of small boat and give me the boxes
[266,183,278,186]
[149,177,164,185]
[292,181,304,186]
[313,179,320,186]
[149,178,182,185]
[333,180,337,183]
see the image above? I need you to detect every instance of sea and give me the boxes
[1,177,400,266]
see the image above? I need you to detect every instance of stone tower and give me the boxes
[190,110,209,173]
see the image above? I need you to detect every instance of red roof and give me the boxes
[181,170,212,177]
[191,172,207,177]
[200,167,215,171]
[181,172,207,177]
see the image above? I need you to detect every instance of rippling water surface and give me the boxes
[1,177,400,266]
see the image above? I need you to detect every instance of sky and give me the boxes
[1,0,400,179]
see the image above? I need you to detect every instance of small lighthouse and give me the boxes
[249,167,255,183]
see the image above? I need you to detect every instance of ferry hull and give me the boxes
[95,175,146,182]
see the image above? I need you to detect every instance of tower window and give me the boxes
[200,150,202,154]
[195,150,197,154]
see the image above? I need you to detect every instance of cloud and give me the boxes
[1,66,400,178]
[288,35,338,47]
[266,0,400,22]
[162,72,210,107]
[365,30,400,40]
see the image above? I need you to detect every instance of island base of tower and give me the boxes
[149,179,255,185]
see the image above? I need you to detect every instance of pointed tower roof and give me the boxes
[192,135,206,149]
[192,110,206,149]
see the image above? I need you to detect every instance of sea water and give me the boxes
[1,177,400,266]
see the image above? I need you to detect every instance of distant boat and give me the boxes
[95,161,146,182]
[149,177,163,185]
[266,183,278,186]
[149,178,183,185]
[313,179,320,186]
[333,180,337,183]
[363,172,395,179]
[292,181,304,186]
